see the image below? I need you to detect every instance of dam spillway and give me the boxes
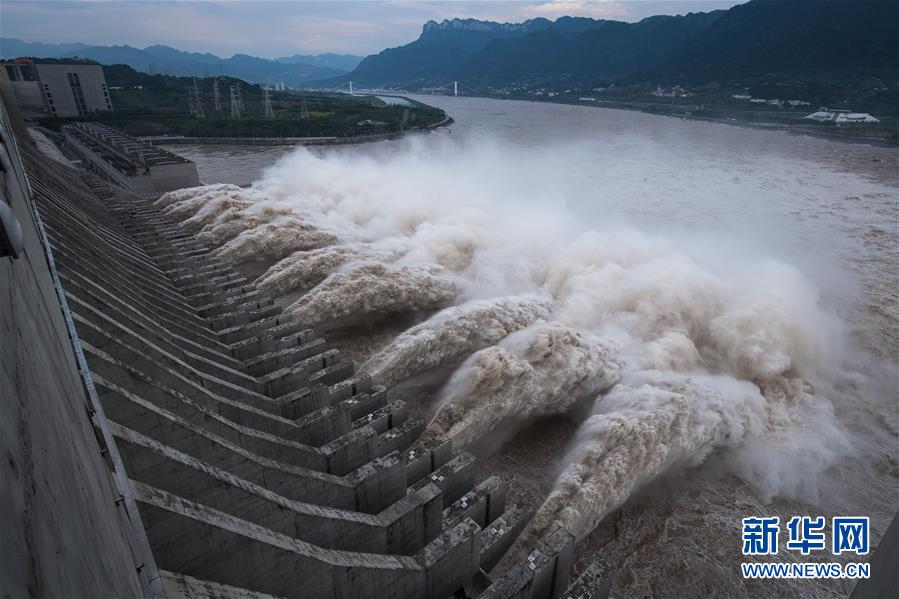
[61,122,200,197]
[0,97,611,597]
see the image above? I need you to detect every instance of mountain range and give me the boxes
[3,0,896,101]
[0,38,363,87]
[332,0,898,90]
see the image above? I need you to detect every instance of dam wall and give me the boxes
[1,88,610,598]
[0,87,160,598]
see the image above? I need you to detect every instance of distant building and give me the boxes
[652,85,691,98]
[578,97,597,102]
[732,94,752,100]
[0,59,113,118]
[835,112,880,124]
[804,108,880,124]
[804,109,840,122]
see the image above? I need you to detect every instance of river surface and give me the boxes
[165,96,899,360]
[162,96,898,598]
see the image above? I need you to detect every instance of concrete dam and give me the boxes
[0,92,612,596]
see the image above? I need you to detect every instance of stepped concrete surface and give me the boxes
[0,90,612,599]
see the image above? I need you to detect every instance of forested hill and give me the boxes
[334,0,898,91]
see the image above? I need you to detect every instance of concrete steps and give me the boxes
[20,146,610,599]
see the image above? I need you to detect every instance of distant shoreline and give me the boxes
[144,113,454,148]
[673,112,899,148]
[427,93,898,147]
[557,99,898,147]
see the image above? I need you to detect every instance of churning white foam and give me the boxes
[428,322,620,449]
[157,135,864,543]
[362,294,553,386]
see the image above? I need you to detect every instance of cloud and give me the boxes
[522,0,630,20]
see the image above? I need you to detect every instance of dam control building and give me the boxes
[0,60,113,118]
[0,85,612,598]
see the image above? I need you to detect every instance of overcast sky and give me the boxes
[1,1,742,58]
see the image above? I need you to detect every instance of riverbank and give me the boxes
[676,112,899,147]
[548,97,897,145]
[144,115,454,147]
[38,69,450,141]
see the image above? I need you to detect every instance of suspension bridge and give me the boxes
[326,80,483,97]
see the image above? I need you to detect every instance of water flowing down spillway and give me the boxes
[158,101,898,597]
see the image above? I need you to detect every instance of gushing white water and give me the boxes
[257,245,395,298]
[428,322,620,449]
[286,262,457,327]
[362,294,553,386]
[523,371,848,545]
[217,218,338,264]
[157,126,895,555]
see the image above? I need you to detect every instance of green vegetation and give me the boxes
[37,64,447,139]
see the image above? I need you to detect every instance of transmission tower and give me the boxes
[213,78,223,111]
[300,94,310,119]
[263,86,274,119]
[229,85,241,118]
[236,83,245,112]
[191,77,205,118]
[148,62,157,75]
